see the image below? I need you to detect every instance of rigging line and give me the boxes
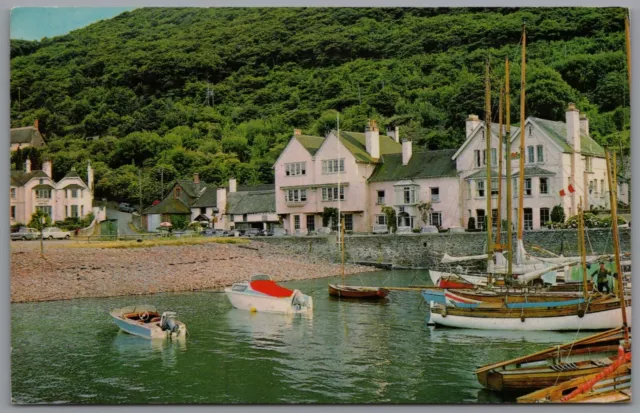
[552,297,593,388]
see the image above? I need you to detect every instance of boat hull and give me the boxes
[225,288,313,314]
[429,304,632,331]
[328,284,389,299]
[110,314,186,340]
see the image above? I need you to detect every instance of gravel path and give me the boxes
[10,241,378,303]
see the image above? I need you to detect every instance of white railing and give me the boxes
[372,224,388,234]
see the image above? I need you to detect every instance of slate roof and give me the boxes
[368,149,458,183]
[465,166,555,180]
[175,179,207,198]
[336,130,402,163]
[10,170,49,186]
[10,126,46,146]
[191,186,218,207]
[464,169,504,180]
[294,135,325,156]
[237,184,275,192]
[227,190,276,215]
[529,117,605,157]
[142,197,191,215]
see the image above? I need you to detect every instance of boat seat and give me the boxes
[150,317,161,322]
[550,363,578,372]
[593,358,613,367]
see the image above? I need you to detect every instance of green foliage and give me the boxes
[467,216,476,230]
[28,210,52,231]
[170,214,190,230]
[9,8,630,205]
[381,206,397,233]
[547,213,625,229]
[551,204,566,223]
[417,201,433,226]
[322,207,339,227]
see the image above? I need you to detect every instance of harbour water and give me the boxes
[11,270,592,404]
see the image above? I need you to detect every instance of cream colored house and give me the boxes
[10,159,94,225]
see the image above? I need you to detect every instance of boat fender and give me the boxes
[577,307,585,318]
[520,316,525,322]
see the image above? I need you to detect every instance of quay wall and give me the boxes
[257,228,631,269]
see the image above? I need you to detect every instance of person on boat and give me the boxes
[591,262,612,293]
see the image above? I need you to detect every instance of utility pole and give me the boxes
[139,169,142,214]
[40,216,45,256]
[160,167,164,200]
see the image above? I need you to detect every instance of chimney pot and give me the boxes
[193,173,200,185]
[466,114,481,137]
[42,159,52,178]
[365,120,380,159]
[229,178,237,193]
[567,102,577,111]
[566,103,580,151]
[25,159,32,173]
[402,138,413,166]
[580,114,589,136]
[293,129,302,136]
[34,119,39,131]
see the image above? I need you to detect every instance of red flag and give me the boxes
[559,189,566,197]
[568,184,576,193]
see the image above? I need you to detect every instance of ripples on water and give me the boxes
[11,270,591,404]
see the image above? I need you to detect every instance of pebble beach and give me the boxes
[10,241,378,303]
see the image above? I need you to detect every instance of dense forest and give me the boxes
[10,7,630,205]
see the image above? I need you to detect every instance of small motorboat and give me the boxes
[110,305,186,339]
[225,274,313,314]
[328,284,389,299]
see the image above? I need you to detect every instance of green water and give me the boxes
[11,270,591,404]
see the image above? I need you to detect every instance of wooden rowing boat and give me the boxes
[328,284,390,299]
[475,327,630,392]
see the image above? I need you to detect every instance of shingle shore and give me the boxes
[10,241,377,303]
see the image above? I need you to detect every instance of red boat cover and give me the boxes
[250,280,294,298]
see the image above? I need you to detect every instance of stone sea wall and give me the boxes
[258,228,631,269]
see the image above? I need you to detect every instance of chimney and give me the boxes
[387,126,400,143]
[580,114,589,136]
[293,129,302,136]
[466,114,481,137]
[402,138,413,166]
[365,119,380,159]
[87,161,94,191]
[34,119,39,131]
[566,103,581,152]
[42,159,52,178]
[229,178,237,193]
[193,173,200,185]
[25,159,31,173]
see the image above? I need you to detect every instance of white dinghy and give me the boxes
[225,275,313,314]
[110,305,186,339]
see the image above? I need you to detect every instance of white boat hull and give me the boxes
[225,288,313,314]
[429,304,632,331]
[429,270,487,286]
[111,313,187,340]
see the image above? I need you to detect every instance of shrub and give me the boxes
[551,205,565,223]
[381,206,397,233]
[467,216,476,230]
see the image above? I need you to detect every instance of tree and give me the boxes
[170,214,189,231]
[417,201,433,226]
[381,206,397,233]
[551,205,566,223]
[322,207,339,228]
[28,209,52,231]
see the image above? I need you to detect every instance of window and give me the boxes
[200,207,207,214]
[491,148,497,166]
[81,205,85,216]
[429,212,442,227]
[524,208,533,230]
[306,215,315,231]
[527,146,534,164]
[403,186,417,204]
[175,188,181,198]
[230,215,234,222]
[322,186,345,201]
[35,189,51,199]
[376,215,386,225]
[430,187,440,202]
[474,150,481,168]
[491,179,499,196]
[243,214,248,222]
[71,189,78,198]
[285,162,306,176]
[10,188,16,199]
[476,180,485,198]
[540,178,549,195]
[540,207,550,225]
[524,178,532,196]
[286,189,307,203]
[513,178,518,197]
[397,215,415,229]
[71,205,78,217]
[593,180,598,196]
[36,206,52,217]
[482,149,487,166]
[294,215,301,230]
[377,190,385,205]
[600,179,605,197]
[585,156,592,172]
[10,206,16,220]
[344,214,353,231]
[322,159,345,174]
[467,181,472,199]
[491,209,498,227]
[588,180,594,194]
[65,206,68,218]
[476,209,486,231]
[537,145,544,163]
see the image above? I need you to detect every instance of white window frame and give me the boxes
[344,214,353,231]
[429,211,442,227]
[540,207,550,225]
[321,186,345,201]
[294,215,300,230]
[71,189,78,198]
[430,187,440,203]
[36,206,52,217]
[71,205,79,217]
[524,178,532,196]
[585,156,592,172]
[322,159,345,174]
[527,146,534,164]
[536,145,544,163]
[285,162,306,177]
[476,180,485,198]
[491,148,497,167]
[35,189,51,199]
[375,214,386,225]
[10,188,16,199]
[491,178,499,196]
[539,177,549,195]
[377,190,385,205]
[286,189,307,203]
[513,177,518,197]
[403,186,417,205]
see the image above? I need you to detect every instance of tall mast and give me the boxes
[341,218,345,285]
[625,13,631,91]
[578,199,588,301]
[606,152,630,347]
[517,22,526,243]
[496,85,504,247]
[505,58,513,278]
[485,60,493,261]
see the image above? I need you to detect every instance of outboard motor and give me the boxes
[160,312,180,334]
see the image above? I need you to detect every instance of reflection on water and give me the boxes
[12,270,590,404]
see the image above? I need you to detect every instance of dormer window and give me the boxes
[528,125,533,136]
[175,187,181,198]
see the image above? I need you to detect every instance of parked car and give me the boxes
[272,228,288,237]
[245,228,261,237]
[420,226,439,234]
[202,229,228,237]
[227,230,243,237]
[448,226,465,233]
[10,227,39,241]
[42,227,72,240]
[118,202,136,213]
